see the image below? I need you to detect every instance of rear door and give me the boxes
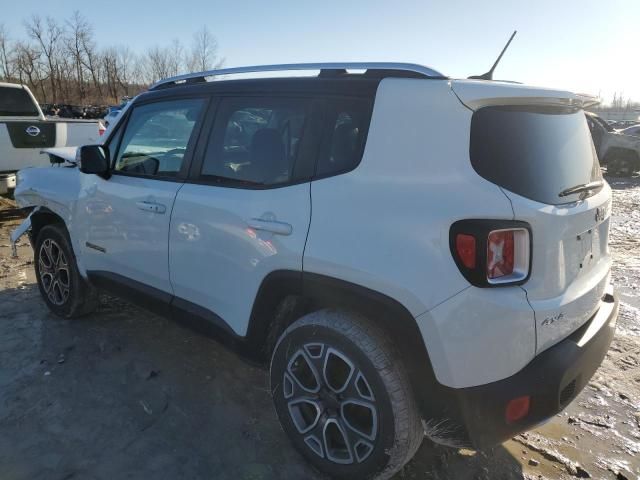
[77,96,208,293]
[468,104,611,353]
[169,96,321,335]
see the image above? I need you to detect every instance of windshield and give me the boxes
[0,86,39,116]
[470,105,602,205]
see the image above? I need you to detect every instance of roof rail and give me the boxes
[149,62,447,90]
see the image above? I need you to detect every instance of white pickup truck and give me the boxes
[0,82,104,195]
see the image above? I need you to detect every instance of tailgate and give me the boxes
[506,188,612,353]
[5,121,56,148]
[456,80,613,353]
[0,122,58,171]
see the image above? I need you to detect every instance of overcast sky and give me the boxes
[1,0,638,103]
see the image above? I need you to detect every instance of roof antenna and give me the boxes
[469,30,517,80]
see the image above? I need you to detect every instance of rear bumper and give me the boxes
[439,288,618,449]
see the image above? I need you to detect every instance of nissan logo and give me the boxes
[25,125,41,137]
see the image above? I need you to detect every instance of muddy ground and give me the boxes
[0,177,638,480]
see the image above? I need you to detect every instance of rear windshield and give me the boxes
[470,106,602,205]
[0,86,39,116]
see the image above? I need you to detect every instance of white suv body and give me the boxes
[11,64,618,479]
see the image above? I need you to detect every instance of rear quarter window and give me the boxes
[315,98,373,178]
[470,106,602,205]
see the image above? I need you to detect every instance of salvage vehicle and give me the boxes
[618,124,640,138]
[585,111,640,175]
[0,82,103,195]
[102,105,123,128]
[11,62,618,480]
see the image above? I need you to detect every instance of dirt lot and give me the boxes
[0,178,639,480]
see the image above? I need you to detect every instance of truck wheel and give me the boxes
[34,224,97,318]
[270,309,423,480]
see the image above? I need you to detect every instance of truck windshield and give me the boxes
[0,86,40,116]
[470,105,602,205]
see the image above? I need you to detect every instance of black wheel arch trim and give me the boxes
[247,270,460,431]
[29,207,68,246]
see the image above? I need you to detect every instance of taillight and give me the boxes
[455,234,476,269]
[449,220,531,287]
[487,230,514,279]
[98,122,106,136]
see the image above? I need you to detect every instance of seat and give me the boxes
[247,128,287,184]
[330,123,359,171]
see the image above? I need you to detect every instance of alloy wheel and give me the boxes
[38,238,70,306]
[283,343,379,464]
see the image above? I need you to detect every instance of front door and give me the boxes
[77,97,207,293]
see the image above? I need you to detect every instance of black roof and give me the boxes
[137,75,405,103]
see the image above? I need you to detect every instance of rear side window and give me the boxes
[200,97,309,186]
[470,106,602,205]
[316,98,372,177]
[0,87,39,116]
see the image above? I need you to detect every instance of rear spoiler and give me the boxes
[451,81,602,111]
[575,94,600,109]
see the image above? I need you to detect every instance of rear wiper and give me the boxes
[558,180,604,197]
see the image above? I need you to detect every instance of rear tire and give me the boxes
[34,224,98,318]
[270,309,423,480]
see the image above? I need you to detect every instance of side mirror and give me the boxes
[78,145,110,178]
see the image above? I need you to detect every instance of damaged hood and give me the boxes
[41,146,79,165]
[14,165,82,214]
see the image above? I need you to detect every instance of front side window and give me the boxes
[113,98,204,177]
[200,98,309,186]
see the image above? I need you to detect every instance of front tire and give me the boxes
[34,224,97,318]
[270,309,423,480]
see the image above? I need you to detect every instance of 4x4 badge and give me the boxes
[25,125,40,137]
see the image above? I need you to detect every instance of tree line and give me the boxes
[0,12,223,106]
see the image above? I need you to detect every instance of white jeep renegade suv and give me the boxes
[12,63,618,480]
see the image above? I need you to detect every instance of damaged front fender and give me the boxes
[10,207,39,257]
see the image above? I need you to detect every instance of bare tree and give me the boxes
[115,46,138,95]
[77,21,103,100]
[0,24,16,80]
[167,39,184,77]
[65,11,92,102]
[102,46,123,101]
[24,15,63,103]
[188,25,223,72]
[14,41,45,100]
[1,15,224,105]
[145,45,171,83]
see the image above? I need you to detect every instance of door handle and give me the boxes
[136,201,166,214]
[247,218,293,236]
